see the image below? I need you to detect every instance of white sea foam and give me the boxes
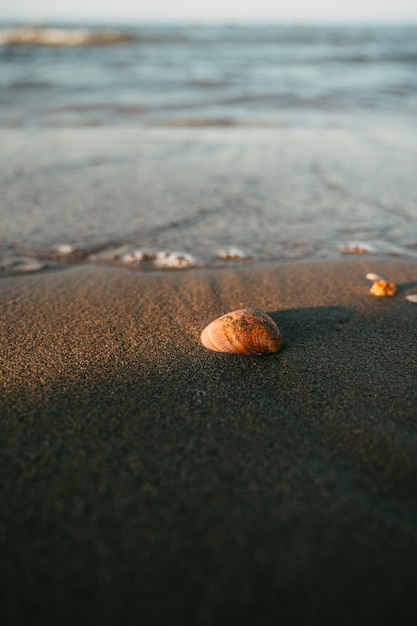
[121,249,154,264]
[89,246,199,269]
[153,251,200,270]
[52,244,74,255]
[217,247,252,261]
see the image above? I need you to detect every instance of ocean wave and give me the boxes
[0,26,137,47]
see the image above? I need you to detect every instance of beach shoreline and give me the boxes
[2,256,417,624]
[2,122,417,269]
[2,19,417,623]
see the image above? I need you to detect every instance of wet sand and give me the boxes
[1,257,417,625]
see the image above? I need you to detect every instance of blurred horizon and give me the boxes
[1,19,417,27]
[1,0,417,25]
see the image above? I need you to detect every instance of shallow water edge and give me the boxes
[1,123,416,278]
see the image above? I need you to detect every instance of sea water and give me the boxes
[0,23,416,273]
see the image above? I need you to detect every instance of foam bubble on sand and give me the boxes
[89,246,155,265]
[52,244,74,255]
[121,249,155,264]
[153,251,200,269]
[217,247,252,261]
[89,247,199,269]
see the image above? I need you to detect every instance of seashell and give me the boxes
[201,308,282,355]
[370,280,397,297]
[406,294,417,303]
[365,272,385,282]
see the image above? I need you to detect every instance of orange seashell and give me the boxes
[201,308,282,355]
[370,280,397,297]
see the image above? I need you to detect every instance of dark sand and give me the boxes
[1,257,417,625]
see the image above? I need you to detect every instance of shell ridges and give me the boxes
[201,308,282,355]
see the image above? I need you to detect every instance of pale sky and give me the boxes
[1,0,417,24]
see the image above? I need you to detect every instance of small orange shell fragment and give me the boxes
[370,280,397,297]
[200,308,282,355]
